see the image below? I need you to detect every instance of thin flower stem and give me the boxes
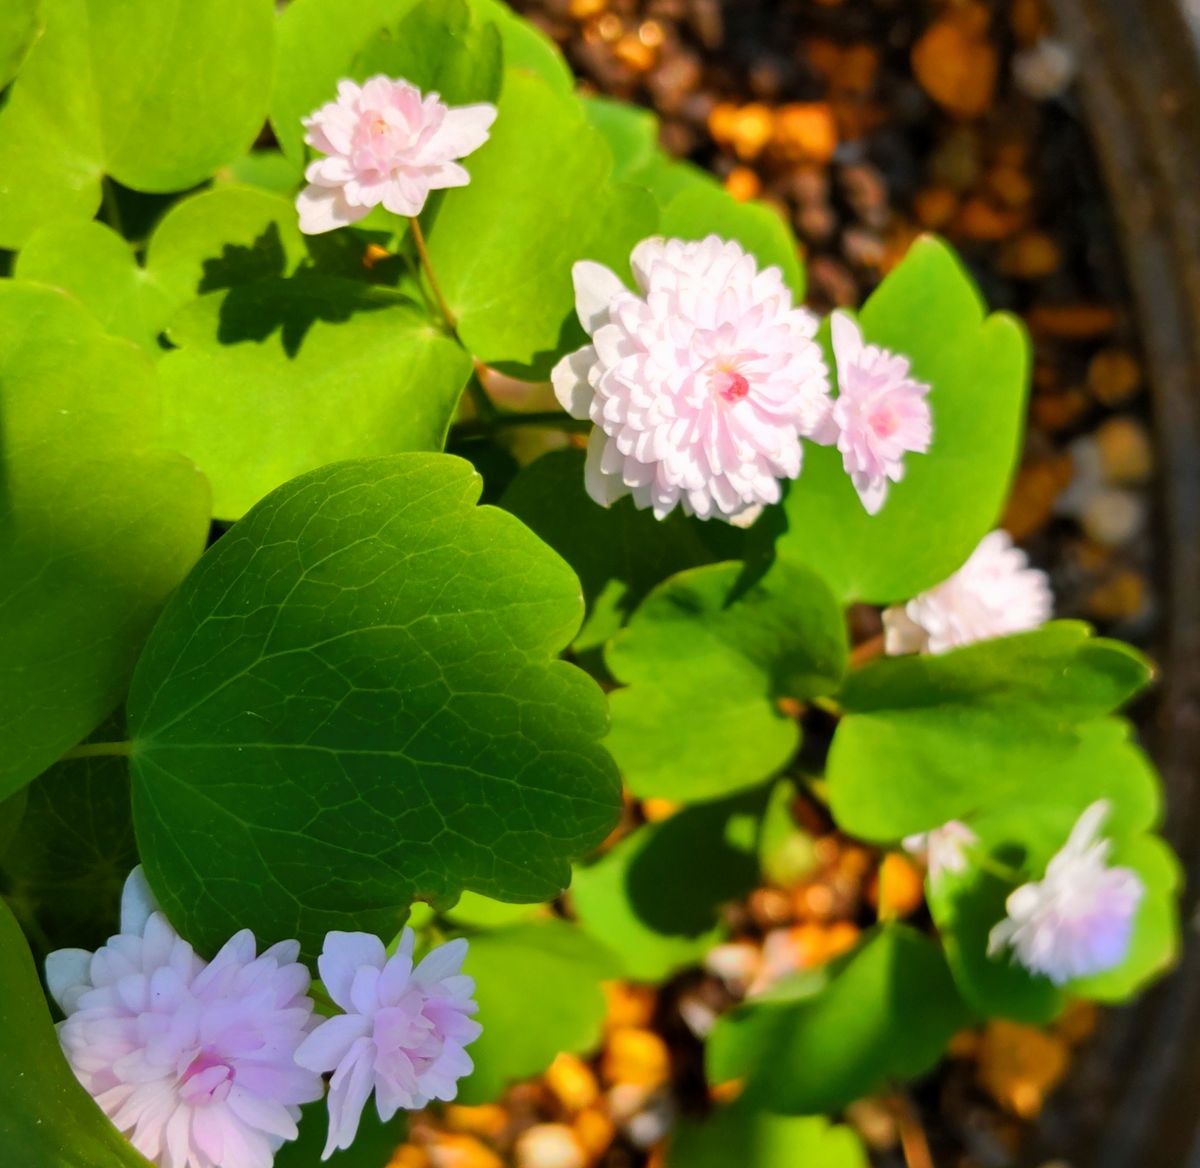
[58,740,133,762]
[408,216,457,332]
[850,633,885,669]
[888,1092,934,1168]
[971,849,1024,885]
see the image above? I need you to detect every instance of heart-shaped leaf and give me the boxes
[0,282,210,799]
[605,560,847,802]
[128,454,621,958]
[667,1104,868,1168]
[158,278,472,519]
[0,0,274,247]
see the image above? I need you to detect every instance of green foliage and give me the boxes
[0,0,41,89]
[15,220,170,351]
[0,0,275,247]
[606,560,847,801]
[128,455,621,958]
[924,722,1178,1020]
[827,624,1154,840]
[0,898,152,1167]
[572,790,765,981]
[667,1104,868,1168]
[707,925,970,1113]
[458,920,618,1102]
[1,724,137,957]
[423,69,658,377]
[764,236,1029,603]
[0,282,210,800]
[501,449,728,651]
[351,0,503,107]
[159,279,472,518]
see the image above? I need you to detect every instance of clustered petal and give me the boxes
[903,820,978,885]
[295,930,481,1160]
[988,801,1144,985]
[822,310,933,515]
[297,76,497,234]
[46,869,322,1168]
[553,235,833,523]
[883,529,1053,655]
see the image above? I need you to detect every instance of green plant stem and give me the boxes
[409,216,457,332]
[971,850,1023,885]
[58,740,133,762]
[101,177,124,237]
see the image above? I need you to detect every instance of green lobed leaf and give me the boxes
[424,68,658,377]
[707,925,970,1113]
[667,1103,868,1168]
[0,0,41,89]
[465,0,573,94]
[443,890,547,929]
[350,0,503,107]
[15,220,171,351]
[582,96,660,181]
[500,449,727,651]
[571,790,765,982]
[659,184,805,298]
[128,454,621,959]
[0,898,152,1167]
[827,624,1155,841]
[457,920,618,1103]
[158,278,472,519]
[0,282,210,800]
[216,150,305,197]
[1,721,137,958]
[764,236,1029,604]
[0,0,275,247]
[605,560,847,802]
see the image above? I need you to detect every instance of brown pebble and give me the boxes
[1094,416,1154,484]
[748,886,794,928]
[514,1124,586,1168]
[1081,487,1146,547]
[723,165,761,202]
[771,102,838,164]
[911,4,998,118]
[956,197,1024,242]
[1027,304,1119,339]
[443,1104,509,1140]
[545,1053,600,1114]
[601,1028,671,1090]
[845,1098,900,1152]
[573,1108,616,1158]
[930,126,982,191]
[1087,348,1142,405]
[1086,569,1147,622]
[603,982,656,1032]
[914,186,959,230]
[1002,455,1074,539]
[998,231,1062,279]
[977,1021,1070,1119]
[986,164,1035,209]
[613,32,657,72]
[1031,388,1089,432]
[569,0,607,18]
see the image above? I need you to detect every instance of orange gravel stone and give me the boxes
[601,1027,671,1089]
[772,103,839,164]
[1026,304,1119,339]
[545,1053,600,1114]
[875,853,926,921]
[602,981,657,1032]
[911,5,998,119]
[724,165,762,202]
[1087,347,1142,405]
[443,1104,508,1140]
[977,1020,1071,1119]
[573,1108,616,1158]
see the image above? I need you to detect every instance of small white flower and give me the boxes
[988,801,1143,985]
[903,820,978,885]
[552,235,832,523]
[821,311,933,515]
[883,529,1053,655]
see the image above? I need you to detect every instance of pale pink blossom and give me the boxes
[295,930,481,1160]
[883,529,1053,655]
[903,820,978,885]
[297,76,497,234]
[988,801,1143,985]
[820,310,932,515]
[552,235,832,523]
[45,869,321,1168]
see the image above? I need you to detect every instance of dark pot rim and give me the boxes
[1032,2,1200,1165]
